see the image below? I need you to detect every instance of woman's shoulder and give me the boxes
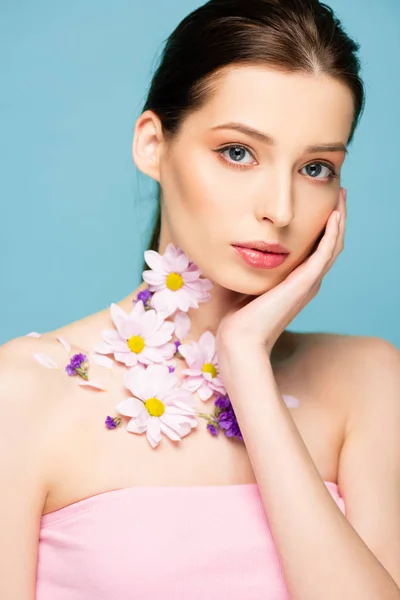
[295,330,398,377]
[0,333,64,391]
[298,330,398,365]
[0,334,81,426]
[295,330,399,413]
[0,302,112,403]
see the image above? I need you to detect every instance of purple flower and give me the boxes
[136,289,152,304]
[196,394,243,441]
[65,353,88,377]
[174,340,181,352]
[168,365,175,373]
[105,415,122,430]
[207,423,219,436]
[70,353,87,368]
[65,364,76,376]
[212,395,243,442]
[214,395,231,410]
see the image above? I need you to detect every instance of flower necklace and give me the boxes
[30,243,300,448]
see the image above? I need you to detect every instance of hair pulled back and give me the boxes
[140,0,365,253]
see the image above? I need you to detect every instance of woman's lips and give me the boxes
[232,245,289,269]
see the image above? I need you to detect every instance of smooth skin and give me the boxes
[1,65,399,598]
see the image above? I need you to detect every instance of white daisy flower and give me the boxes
[142,243,213,318]
[179,331,226,401]
[94,301,175,368]
[116,364,199,448]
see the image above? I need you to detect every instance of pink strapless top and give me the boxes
[36,481,345,599]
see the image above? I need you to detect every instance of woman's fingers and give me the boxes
[321,187,346,276]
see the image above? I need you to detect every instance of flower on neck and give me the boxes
[115,364,198,448]
[94,301,175,368]
[178,331,226,401]
[134,288,153,310]
[142,243,213,318]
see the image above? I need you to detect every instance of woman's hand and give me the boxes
[216,187,347,360]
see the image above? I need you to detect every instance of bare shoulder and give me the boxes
[0,334,75,444]
[0,333,66,397]
[0,332,97,462]
[296,330,400,421]
[294,329,398,374]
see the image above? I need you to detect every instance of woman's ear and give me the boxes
[132,110,164,182]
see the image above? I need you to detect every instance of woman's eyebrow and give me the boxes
[210,122,348,155]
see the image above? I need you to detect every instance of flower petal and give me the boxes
[124,365,149,400]
[109,303,128,333]
[146,416,162,448]
[282,394,301,408]
[142,270,165,287]
[198,331,215,362]
[181,367,202,377]
[150,288,176,317]
[139,346,166,364]
[78,380,107,391]
[172,252,189,273]
[159,418,182,441]
[176,290,195,313]
[181,376,203,392]
[93,341,112,355]
[33,353,59,369]
[136,408,151,428]
[119,301,146,339]
[197,381,213,401]
[140,309,159,338]
[102,329,128,352]
[57,336,71,354]
[116,397,144,418]
[173,311,191,340]
[89,352,114,369]
[144,250,168,273]
[170,400,198,414]
[163,387,196,405]
[143,364,174,397]
[115,352,138,367]
[126,418,147,434]
[164,412,198,429]
[178,342,199,367]
[178,421,195,437]
[210,378,226,395]
[181,270,200,283]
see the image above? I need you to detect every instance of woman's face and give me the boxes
[139,65,354,295]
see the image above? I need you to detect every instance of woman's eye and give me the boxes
[215,145,256,169]
[301,162,337,182]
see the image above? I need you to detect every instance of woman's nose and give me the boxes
[254,182,295,227]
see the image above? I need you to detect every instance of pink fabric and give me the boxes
[36,481,345,599]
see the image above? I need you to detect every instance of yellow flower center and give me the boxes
[145,397,165,417]
[166,272,184,291]
[202,363,217,378]
[127,335,145,354]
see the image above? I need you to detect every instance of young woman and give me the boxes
[1,0,399,598]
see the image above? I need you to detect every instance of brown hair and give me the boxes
[140,0,365,257]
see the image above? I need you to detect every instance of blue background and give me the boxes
[1,0,399,347]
